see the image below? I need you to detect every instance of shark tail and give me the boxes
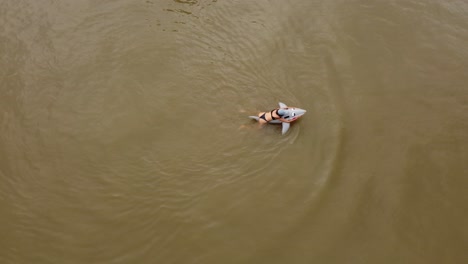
[249,116,259,121]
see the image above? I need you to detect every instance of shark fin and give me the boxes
[281,122,290,135]
[279,102,287,108]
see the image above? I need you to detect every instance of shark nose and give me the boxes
[296,109,307,115]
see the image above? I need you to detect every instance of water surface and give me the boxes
[1,0,467,263]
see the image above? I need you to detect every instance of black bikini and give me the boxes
[260,109,282,122]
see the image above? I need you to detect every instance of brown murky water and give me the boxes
[1,0,467,263]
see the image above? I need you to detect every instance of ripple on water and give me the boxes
[0,0,347,263]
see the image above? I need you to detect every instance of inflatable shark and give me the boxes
[249,102,306,135]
